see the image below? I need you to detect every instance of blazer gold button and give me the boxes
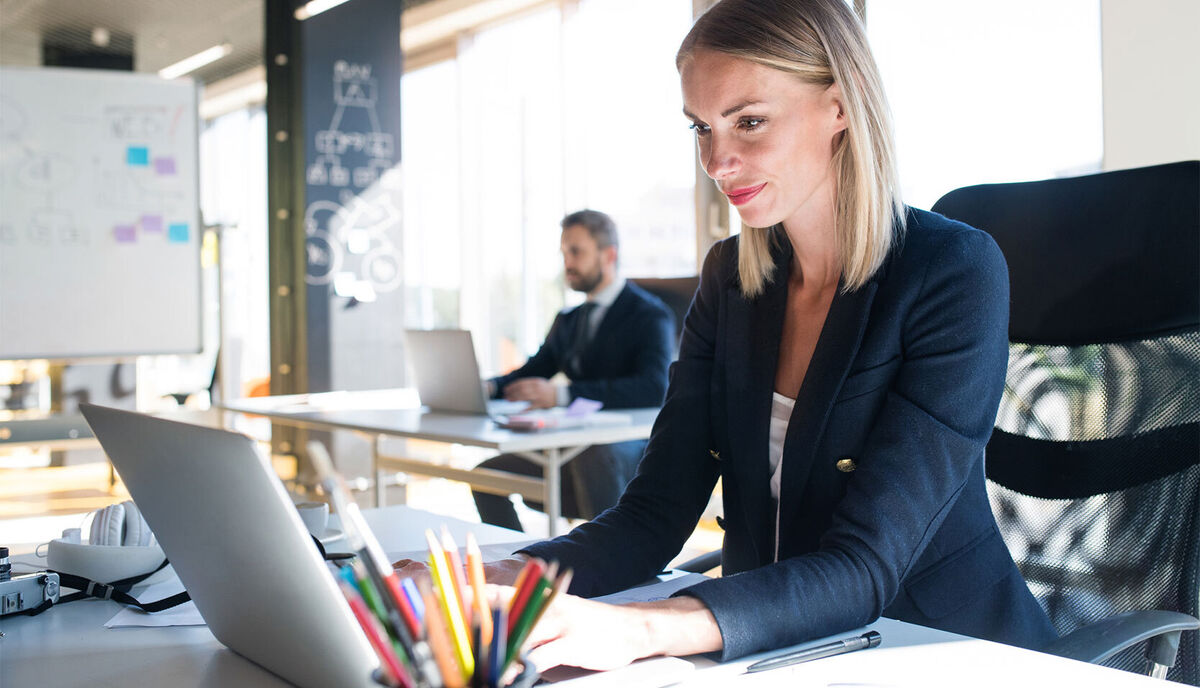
[709,449,721,461]
[836,457,857,473]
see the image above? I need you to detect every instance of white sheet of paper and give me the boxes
[540,656,696,686]
[104,579,206,628]
[591,570,710,605]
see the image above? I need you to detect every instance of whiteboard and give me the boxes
[0,67,202,360]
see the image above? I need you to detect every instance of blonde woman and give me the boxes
[481,0,1056,670]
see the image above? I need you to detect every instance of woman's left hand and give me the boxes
[520,593,653,671]
[513,592,721,672]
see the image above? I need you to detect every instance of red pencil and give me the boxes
[339,579,413,688]
[505,558,546,637]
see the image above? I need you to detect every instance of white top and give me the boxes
[769,391,795,562]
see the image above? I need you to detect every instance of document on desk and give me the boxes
[104,580,206,628]
[591,569,710,605]
[497,408,631,432]
[540,656,696,686]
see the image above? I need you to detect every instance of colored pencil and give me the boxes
[504,562,556,668]
[309,442,439,684]
[505,558,546,636]
[530,567,572,630]
[487,603,507,688]
[441,528,473,628]
[465,533,493,645]
[339,579,412,688]
[470,619,484,688]
[386,573,423,639]
[401,577,425,629]
[427,529,474,680]
[421,578,465,688]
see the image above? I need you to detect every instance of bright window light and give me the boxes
[158,43,233,80]
[294,0,351,21]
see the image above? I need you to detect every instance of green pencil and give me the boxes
[502,562,557,669]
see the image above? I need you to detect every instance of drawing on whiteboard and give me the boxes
[303,60,402,302]
[307,60,395,190]
[304,187,402,301]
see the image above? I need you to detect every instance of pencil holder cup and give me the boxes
[370,655,538,688]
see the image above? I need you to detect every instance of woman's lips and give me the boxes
[725,183,766,206]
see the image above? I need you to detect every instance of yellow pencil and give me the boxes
[426,529,474,680]
[441,528,472,628]
[465,532,493,645]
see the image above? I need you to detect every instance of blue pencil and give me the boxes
[487,604,507,688]
[401,577,425,627]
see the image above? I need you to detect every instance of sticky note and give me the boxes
[168,223,189,243]
[154,157,176,175]
[127,146,149,166]
[141,215,164,233]
[114,225,137,243]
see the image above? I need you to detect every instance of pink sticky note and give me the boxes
[154,157,176,175]
[141,215,164,232]
[114,225,136,243]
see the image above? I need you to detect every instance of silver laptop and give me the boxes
[79,403,378,688]
[404,329,526,416]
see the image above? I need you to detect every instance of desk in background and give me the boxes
[220,389,659,537]
[1,504,1168,688]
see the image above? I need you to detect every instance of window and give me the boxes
[866,0,1103,210]
[401,0,695,376]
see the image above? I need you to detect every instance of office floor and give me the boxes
[0,452,723,571]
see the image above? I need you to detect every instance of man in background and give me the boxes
[473,209,674,531]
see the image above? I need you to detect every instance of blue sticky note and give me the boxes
[168,223,189,243]
[127,146,149,166]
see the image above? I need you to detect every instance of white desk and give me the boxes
[220,389,659,537]
[0,505,1174,687]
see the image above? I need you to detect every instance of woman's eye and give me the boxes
[739,117,765,130]
[688,122,710,136]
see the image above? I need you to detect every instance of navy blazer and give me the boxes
[490,282,674,410]
[522,209,1057,660]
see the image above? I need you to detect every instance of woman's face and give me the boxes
[681,50,846,230]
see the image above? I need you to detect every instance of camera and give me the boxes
[0,546,61,616]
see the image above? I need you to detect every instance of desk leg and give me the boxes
[545,447,561,538]
[373,435,386,508]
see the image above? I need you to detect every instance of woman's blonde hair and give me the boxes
[678,0,905,297]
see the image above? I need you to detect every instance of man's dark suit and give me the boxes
[522,209,1057,659]
[474,281,675,529]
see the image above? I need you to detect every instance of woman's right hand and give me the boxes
[481,554,530,585]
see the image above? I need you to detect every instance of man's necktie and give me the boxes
[567,302,596,378]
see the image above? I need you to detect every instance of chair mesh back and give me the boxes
[989,333,1200,684]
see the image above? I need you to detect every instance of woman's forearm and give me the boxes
[629,595,723,657]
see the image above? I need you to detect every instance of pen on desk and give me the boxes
[744,630,882,673]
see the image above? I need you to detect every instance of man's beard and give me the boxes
[567,266,603,293]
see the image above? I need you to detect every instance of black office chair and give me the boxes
[932,160,1200,683]
[629,276,700,355]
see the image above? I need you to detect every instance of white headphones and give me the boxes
[38,500,168,583]
[86,500,157,547]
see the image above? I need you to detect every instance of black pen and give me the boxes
[744,630,882,673]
